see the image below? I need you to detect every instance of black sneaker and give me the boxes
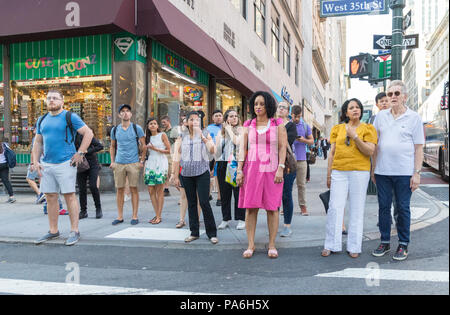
[393,245,408,261]
[164,189,170,197]
[372,243,391,257]
[216,200,222,207]
[79,211,88,219]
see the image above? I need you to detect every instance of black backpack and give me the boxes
[37,111,76,144]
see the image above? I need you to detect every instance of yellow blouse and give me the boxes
[330,123,378,171]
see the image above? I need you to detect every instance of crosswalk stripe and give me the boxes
[315,268,449,283]
[0,278,211,295]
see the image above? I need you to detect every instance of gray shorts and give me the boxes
[40,160,77,194]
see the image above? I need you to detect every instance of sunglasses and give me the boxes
[345,136,351,146]
[387,91,401,97]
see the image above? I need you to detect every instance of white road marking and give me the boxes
[410,207,430,220]
[315,268,449,283]
[0,278,211,295]
[105,227,205,241]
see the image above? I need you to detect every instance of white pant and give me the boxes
[324,170,370,254]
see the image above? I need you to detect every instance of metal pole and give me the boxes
[390,0,405,81]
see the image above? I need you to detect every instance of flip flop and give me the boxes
[151,217,162,225]
[267,248,278,259]
[243,248,255,259]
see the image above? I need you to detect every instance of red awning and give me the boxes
[137,0,272,97]
[0,0,136,43]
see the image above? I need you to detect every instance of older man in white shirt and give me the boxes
[371,80,424,261]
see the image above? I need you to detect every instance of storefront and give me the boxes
[0,44,4,141]
[216,82,243,117]
[150,41,210,128]
[7,34,113,163]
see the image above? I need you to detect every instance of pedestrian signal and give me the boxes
[349,54,371,78]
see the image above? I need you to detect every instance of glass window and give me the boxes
[151,60,208,129]
[283,26,291,75]
[271,7,280,62]
[230,0,247,19]
[216,83,243,117]
[254,0,266,42]
[9,76,112,153]
[295,47,299,86]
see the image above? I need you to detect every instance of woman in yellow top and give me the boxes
[321,98,377,258]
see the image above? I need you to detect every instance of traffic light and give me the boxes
[349,54,372,78]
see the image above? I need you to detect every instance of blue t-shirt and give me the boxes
[111,123,145,164]
[207,124,222,142]
[37,110,86,164]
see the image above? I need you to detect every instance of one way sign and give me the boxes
[373,34,419,50]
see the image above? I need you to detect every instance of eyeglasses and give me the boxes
[278,106,289,110]
[46,96,62,101]
[387,91,401,98]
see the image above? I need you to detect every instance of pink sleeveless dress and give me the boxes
[238,118,284,211]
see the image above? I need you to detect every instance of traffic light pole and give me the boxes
[390,0,405,81]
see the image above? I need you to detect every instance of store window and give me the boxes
[151,60,208,129]
[216,83,242,117]
[0,86,4,141]
[9,76,112,154]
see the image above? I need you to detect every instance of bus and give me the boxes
[423,81,449,181]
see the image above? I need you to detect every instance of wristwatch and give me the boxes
[77,151,85,156]
[414,169,421,175]
[279,164,286,169]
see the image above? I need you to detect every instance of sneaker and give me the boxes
[65,231,81,246]
[35,193,46,204]
[218,221,229,230]
[236,220,246,230]
[393,245,408,261]
[35,231,60,245]
[164,189,171,197]
[59,209,69,215]
[280,227,292,237]
[96,209,103,219]
[124,194,131,202]
[216,200,222,207]
[372,243,391,257]
[6,197,16,204]
[210,237,219,245]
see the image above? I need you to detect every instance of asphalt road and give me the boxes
[0,217,448,296]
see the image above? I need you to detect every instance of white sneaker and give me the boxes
[236,220,246,230]
[124,195,131,202]
[218,221,230,229]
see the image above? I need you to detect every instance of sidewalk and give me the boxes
[0,159,447,250]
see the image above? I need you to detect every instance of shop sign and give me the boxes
[281,86,294,105]
[10,34,112,81]
[113,33,147,64]
[165,54,198,80]
[152,41,209,86]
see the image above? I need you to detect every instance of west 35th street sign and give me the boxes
[373,34,420,50]
[320,0,389,17]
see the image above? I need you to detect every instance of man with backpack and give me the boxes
[32,89,93,246]
[110,104,146,226]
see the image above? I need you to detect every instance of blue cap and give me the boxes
[118,104,132,113]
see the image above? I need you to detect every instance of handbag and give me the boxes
[284,145,297,175]
[77,156,90,173]
[225,142,238,187]
[308,151,317,165]
[319,190,331,214]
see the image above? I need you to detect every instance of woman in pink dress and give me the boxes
[237,91,287,259]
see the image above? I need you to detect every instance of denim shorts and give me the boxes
[26,165,39,180]
[40,160,77,194]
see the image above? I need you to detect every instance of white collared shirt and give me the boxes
[373,107,424,176]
